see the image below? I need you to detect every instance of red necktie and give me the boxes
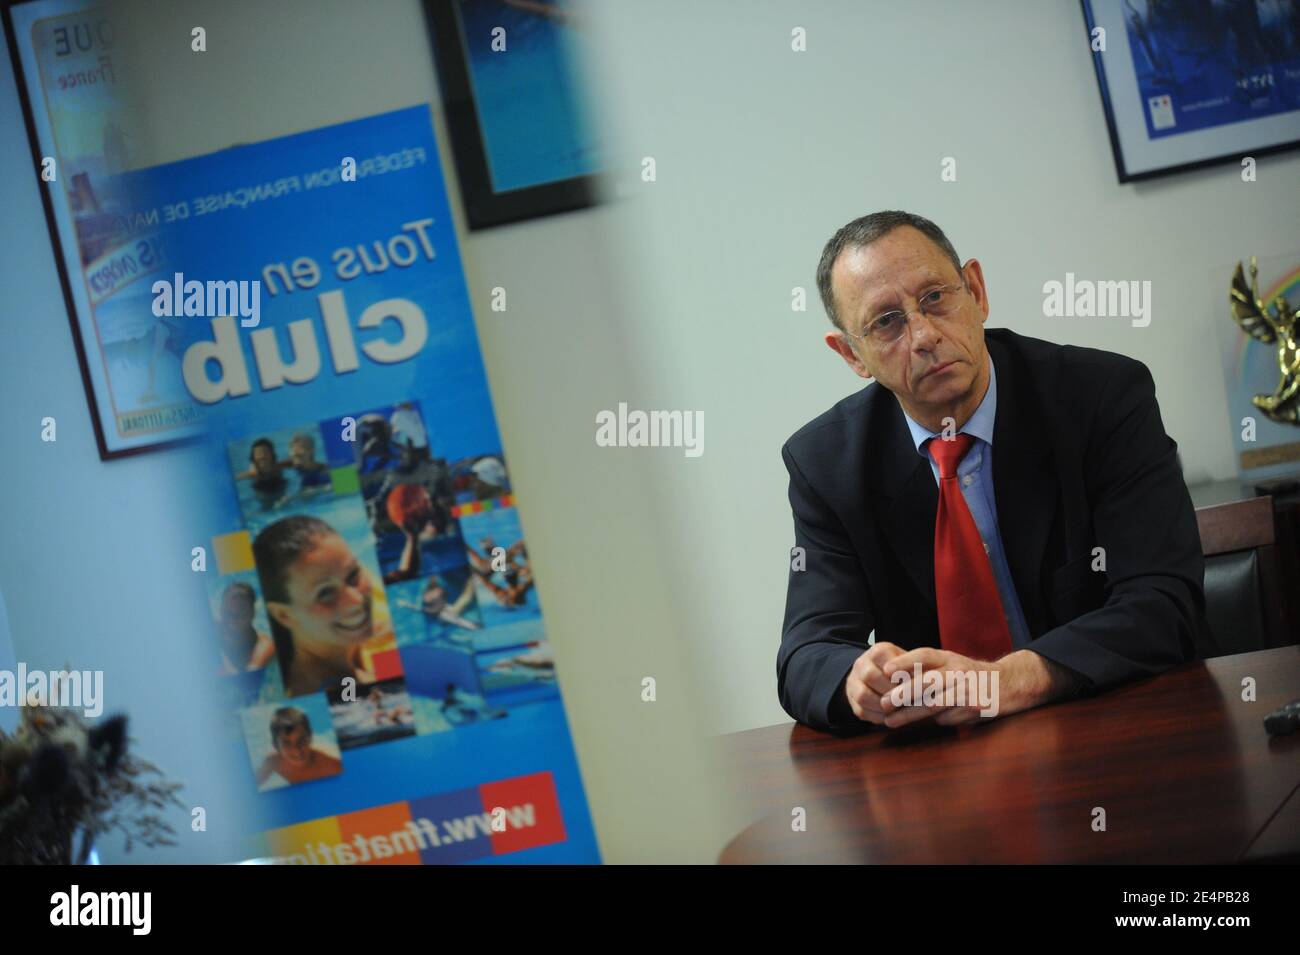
[926,433,1013,661]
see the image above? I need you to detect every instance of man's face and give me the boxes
[275,725,312,766]
[826,226,990,422]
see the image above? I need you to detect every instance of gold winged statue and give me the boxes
[1230,257,1300,425]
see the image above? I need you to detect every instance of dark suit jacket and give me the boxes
[778,327,1213,733]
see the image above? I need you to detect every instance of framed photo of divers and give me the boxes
[1081,0,1300,183]
[423,0,601,229]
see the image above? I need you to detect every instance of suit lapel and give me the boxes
[987,333,1058,634]
[874,388,938,613]
[870,332,1057,632]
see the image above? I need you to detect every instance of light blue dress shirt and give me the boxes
[900,355,1033,650]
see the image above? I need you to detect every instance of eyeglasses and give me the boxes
[846,279,971,346]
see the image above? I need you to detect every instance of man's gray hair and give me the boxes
[815,211,962,330]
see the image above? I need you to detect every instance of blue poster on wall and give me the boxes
[1123,0,1300,139]
[123,104,599,863]
[1082,0,1300,180]
[454,0,599,193]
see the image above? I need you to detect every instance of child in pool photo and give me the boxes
[216,581,276,675]
[235,437,290,511]
[286,432,332,499]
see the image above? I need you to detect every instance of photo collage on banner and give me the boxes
[208,403,563,815]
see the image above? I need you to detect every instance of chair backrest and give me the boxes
[1195,496,1285,656]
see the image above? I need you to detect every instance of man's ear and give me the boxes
[963,258,990,321]
[824,330,874,381]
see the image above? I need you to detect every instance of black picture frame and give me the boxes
[2,0,198,459]
[1081,0,1300,183]
[423,0,597,229]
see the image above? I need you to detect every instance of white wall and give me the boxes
[574,0,1300,734]
[0,0,731,863]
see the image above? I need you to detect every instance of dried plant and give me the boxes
[0,707,184,865]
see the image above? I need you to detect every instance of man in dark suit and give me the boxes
[779,210,1212,734]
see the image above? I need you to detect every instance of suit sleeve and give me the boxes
[778,443,876,733]
[1026,358,1204,690]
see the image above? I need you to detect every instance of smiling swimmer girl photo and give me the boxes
[253,514,388,698]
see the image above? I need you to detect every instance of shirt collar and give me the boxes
[901,352,996,453]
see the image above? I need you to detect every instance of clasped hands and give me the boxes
[843,640,1066,729]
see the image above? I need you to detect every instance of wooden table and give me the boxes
[718,647,1300,863]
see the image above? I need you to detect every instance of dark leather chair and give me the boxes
[1195,496,1289,657]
